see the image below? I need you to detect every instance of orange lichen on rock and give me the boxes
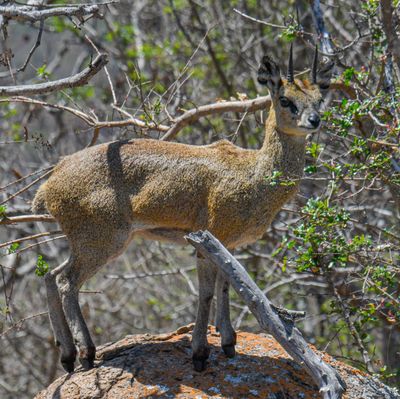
[35,326,399,399]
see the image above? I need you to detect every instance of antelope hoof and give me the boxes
[192,346,210,372]
[222,344,236,358]
[60,346,77,373]
[79,356,94,370]
[61,356,76,373]
[192,356,208,372]
[79,346,96,370]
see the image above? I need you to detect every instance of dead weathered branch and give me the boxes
[0,53,108,96]
[0,4,102,23]
[185,230,346,399]
[161,96,271,141]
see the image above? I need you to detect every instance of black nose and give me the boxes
[308,113,320,128]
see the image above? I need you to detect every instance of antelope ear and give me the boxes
[258,55,282,95]
[317,60,334,91]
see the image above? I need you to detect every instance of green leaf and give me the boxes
[0,205,7,219]
[37,64,50,79]
[304,165,317,174]
[35,255,49,277]
[342,67,355,86]
[7,242,20,254]
[281,256,287,272]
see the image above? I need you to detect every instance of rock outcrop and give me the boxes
[35,325,399,399]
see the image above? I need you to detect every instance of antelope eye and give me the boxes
[279,97,291,107]
[280,97,298,115]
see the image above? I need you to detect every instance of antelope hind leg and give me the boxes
[45,260,77,372]
[57,257,97,370]
[57,224,132,370]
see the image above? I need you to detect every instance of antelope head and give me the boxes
[258,44,334,137]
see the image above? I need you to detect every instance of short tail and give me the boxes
[32,183,48,214]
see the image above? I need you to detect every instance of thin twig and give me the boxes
[0,312,48,338]
[17,19,44,72]
[233,8,286,29]
[0,166,53,192]
[0,97,94,125]
[0,214,55,225]
[0,169,53,206]
[84,32,117,104]
[14,235,66,255]
[330,277,373,372]
[0,231,61,250]
[86,127,100,147]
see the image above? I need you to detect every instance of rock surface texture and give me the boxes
[35,325,399,399]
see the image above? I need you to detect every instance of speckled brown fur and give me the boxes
[38,126,304,248]
[32,53,334,373]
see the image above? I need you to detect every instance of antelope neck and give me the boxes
[258,106,307,179]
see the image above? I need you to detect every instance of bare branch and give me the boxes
[83,31,117,104]
[17,19,44,72]
[0,166,53,192]
[0,53,108,96]
[0,97,94,125]
[0,4,102,23]
[1,95,271,141]
[0,169,53,206]
[330,279,373,372]
[233,8,286,29]
[0,214,55,225]
[14,235,66,255]
[161,96,271,141]
[0,312,48,338]
[0,230,61,250]
[86,127,100,148]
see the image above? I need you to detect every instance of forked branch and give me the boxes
[185,230,346,399]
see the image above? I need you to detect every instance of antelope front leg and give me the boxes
[216,272,236,357]
[191,253,217,372]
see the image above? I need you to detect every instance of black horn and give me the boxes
[287,42,294,83]
[312,44,318,84]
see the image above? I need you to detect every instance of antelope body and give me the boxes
[32,46,333,372]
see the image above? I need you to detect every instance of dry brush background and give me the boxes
[0,1,399,398]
